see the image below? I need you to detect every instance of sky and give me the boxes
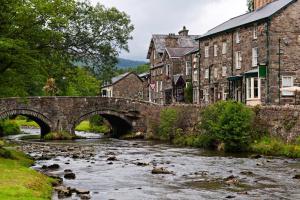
[92,0,248,61]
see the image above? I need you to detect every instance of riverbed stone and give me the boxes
[79,194,91,199]
[64,172,76,179]
[75,188,90,195]
[55,186,72,199]
[107,156,117,161]
[293,174,300,179]
[151,167,174,175]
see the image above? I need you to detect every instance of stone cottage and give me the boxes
[196,0,300,106]
[147,26,199,104]
[101,72,146,100]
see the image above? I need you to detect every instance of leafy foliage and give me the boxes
[44,131,74,140]
[0,0,134,97]
[247,0,254,12]
[0,120,21,137]
[158,108,179,140]
[200,101,255,152]
[184,82,193,103]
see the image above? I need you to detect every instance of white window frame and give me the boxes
[204,46,209,58]
[193,70,198,82]
[282,76,294,96]
[160,81,163,92]
[253,25,258,39]
[205,69,209,79]
[222,42,227,54]
[186,61,192,76]
[222,66,227,77]
[252,47,258,67]
[214,44,218,57]
[204,89,209,103]
[156,81,159,93]
[236,31,240,44]
[246,77,261,100]
[235,51,242,69]
[214,67,218,79]
[165,64,170,76]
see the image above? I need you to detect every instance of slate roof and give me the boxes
[147,34,200,59]
[166,47,195,58]
[102,72,142,88]
[198,0,295,40]
[184,46,199,55]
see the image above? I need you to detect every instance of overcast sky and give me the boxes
[92,0,248,61]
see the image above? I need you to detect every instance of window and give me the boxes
[222,87,228,100]
[204,89,209,103]
[252,47,258,67]
[222,66,227,77]
[205,69,209,79]
[156,81,159,93]
[214,67,218,79]
[235,51,242,69]
[165,64,170,76]
[214,44,218,57]
[236,31,240,44]
[205,46,209,58]
[222,42,227,54]
[282,76,294,96]
[153,50,156,60]
[193,70,198,82]
[160,81,163,92]
[253,25,258,39]
[186,61,192,76]
[246,77,261,99]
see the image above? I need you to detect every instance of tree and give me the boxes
[247,0,254,12]
[65,1,134,77]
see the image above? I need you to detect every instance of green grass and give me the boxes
[13,120,39,128]
[0,147,55,200]
[0,120,21,136]
[75,120,110,133]
[251,137,300,158]
[44,131,74,140]
[19,135,41,140]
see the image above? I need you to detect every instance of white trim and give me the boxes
[282,76,294,96]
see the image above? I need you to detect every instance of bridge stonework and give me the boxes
[0,97,162,137]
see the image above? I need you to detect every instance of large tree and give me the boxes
[247,0,254,12]
[0,0,134,97]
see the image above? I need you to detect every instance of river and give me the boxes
[9,128,300,200]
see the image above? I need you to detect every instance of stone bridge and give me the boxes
[0,97,161,137]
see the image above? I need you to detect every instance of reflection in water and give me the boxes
[13,129,300,199]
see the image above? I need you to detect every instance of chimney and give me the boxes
[254,0,274,10]
[178,26,189,36]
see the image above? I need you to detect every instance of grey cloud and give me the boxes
[93,0,247,61]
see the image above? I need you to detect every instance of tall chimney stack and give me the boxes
[178,26,189,36]
[254,0,274,10]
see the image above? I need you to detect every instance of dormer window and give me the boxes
[222,41,227,54]
[236,31,240,44]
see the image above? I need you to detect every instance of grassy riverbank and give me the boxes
[75,120,110,133]
[0,141,55,200]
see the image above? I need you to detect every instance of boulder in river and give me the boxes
[224,175,239,185]
[79,194,91,199]
[151,167,174,175]
[64,172,76,180]
[107,156,117,161]
[293,174,300,179]
[75,188,90,195]
[55,186,72,198]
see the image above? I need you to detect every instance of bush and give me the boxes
[158,108,179,140]
[0,148,13,159]
[184,82,193,103]
[173,133,216,149]
[44,131,74,140]
[200,101,255,152]
[0,120,21,136]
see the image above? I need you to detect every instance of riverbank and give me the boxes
[0,141,56,200]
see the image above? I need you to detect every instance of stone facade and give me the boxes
[147,27,199,104]
[196,0,300,106]
[101,72,146,101]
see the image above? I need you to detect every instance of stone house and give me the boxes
[196,0,300,106]
[147,26,199,104]
[101,72,146,100]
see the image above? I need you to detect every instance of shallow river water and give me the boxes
[10,128,300,200]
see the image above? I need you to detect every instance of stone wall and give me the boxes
[258,106,300,142]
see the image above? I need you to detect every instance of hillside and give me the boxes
[117,58,147,68]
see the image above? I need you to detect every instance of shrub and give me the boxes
[0,148,13,159]
[184,82,193,103]
[0,120,21,136]
[44,131,74,140]
[200,101,255,152]
[158,108,179,140]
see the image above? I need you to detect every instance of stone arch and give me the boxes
[74,110,133,137]
[0,109,52,137]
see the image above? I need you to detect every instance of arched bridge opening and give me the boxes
[74,110,133,138]
[0,109,52,138]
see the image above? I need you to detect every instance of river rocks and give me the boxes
[135,162,149,166]
[250,154,262,159]
[55,186,72,199]
[224,175,239,185]
[79,194,91,199]
[64,172,76,180]
[107,156,117,161]
[151,167,174,175]
[240,171,254,176]
[64,169,72,173]
[293,174,300,179]
[48,164,60,170]
[225,195,236,199]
